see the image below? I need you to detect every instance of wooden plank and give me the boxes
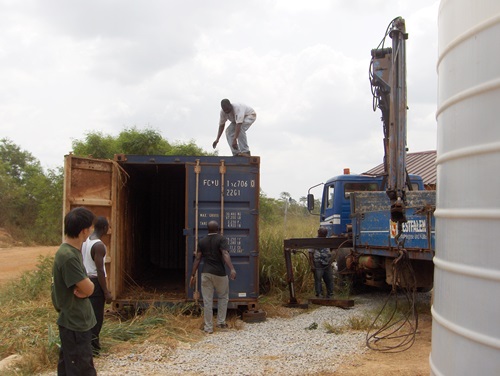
[310,298,355,308]
[69,198,112,206]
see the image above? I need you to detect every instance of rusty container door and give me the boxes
[63,155,118,297]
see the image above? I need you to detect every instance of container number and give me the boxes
[226,189,241,197]
[227,180,248,188]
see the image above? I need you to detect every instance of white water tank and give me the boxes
[431,0,500,375]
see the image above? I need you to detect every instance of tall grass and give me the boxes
[259,213,319,297]
[0,256,59,374]
[0,256,203,375]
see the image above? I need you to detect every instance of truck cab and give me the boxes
[313,173,424,237]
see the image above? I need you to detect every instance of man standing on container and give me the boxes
[52,207,97,375]
[82,216,113,356]
[190,220,237,333]
[308,227,334,298]
[213,98,257,156]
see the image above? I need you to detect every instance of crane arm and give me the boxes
[369,16,410,226]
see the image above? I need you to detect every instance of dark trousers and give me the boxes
[57,325,96,376]
[89,277,105,353]
[313,262,334,297]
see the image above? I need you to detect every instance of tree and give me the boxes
[116,127,169,155]
[168,140,210,156]
[0,139,63,244]
[0,138,41,183]
[72,132,117,159]
[259,189,283,224]
[33,167,64,244]
[72,126,214,159]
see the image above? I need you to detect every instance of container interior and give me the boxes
[119,163,187,300]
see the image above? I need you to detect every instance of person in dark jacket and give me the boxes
[308,227,334,298]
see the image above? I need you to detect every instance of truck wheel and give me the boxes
[335,248,354,296]
[336,248,351,274]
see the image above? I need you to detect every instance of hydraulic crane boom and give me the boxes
[370,17,410,228]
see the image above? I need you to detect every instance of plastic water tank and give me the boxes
[431,0,500,375]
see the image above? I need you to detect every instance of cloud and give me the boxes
[0,0,440,199]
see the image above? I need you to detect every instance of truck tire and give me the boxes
[336,248,351,275]
[335,248,369,294]
[335,248,354,295]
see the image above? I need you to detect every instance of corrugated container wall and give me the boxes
[432,0,500,374]
[63,154,260,311]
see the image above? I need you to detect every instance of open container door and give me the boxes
[63,155,119,299]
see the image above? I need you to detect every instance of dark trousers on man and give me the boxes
[57,325,96,376]
[313,262,334,298]
[89,277,105,355]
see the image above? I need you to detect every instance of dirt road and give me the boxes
[0,246,57,285]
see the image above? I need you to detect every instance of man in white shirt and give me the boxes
[213,98,257,156]
[81,216,112,356]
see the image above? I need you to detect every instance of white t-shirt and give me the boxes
[219,103,256,125]
[81,237,106,277]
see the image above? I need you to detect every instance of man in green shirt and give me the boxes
[52,207,97,375]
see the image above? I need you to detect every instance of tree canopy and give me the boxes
[0,138,62,244]
[72,127,214,159]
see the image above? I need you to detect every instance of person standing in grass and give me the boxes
[52,207,97,375]
[82,216,113,356]
[308,227,335,298]
[190,220,237,334]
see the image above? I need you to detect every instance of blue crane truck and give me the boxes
[284,17,435,303]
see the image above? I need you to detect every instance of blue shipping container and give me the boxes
[63,154,260,311]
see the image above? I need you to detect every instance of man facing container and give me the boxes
[190,220,237,333]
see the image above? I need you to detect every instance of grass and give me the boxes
[0,256,206,375]
[0,212,331,374]
[259,214,318,297]
[322,295,432,336]
[323,313,373,335]
[0,256,59,375]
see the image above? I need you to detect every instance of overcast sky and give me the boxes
[1,0,439,200]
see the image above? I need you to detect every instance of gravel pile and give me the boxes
[39,292,432,375]
[92,299,377,376]
[39,304,367,375]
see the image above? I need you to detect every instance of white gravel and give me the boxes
[35,293,431,375]
[39,292,433,376]
[90,299,376,376]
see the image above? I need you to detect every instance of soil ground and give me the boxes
[0,245,57,285]
[0,245,431,374]
[333,314,432,375]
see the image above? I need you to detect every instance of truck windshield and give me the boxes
[344,182,380,198]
